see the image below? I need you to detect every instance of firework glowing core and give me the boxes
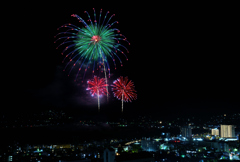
[91,35,101,43]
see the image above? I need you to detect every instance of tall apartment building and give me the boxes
[220,125,235,138]
[211,128,219,136]
[181,126,192,139]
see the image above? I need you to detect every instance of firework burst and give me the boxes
[54,8,130,100]
[86,76,108,112]
[112,76,137,113]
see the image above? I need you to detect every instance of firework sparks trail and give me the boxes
[112,76,137,113]
[86,76,108,112]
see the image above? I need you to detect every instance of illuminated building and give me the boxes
[211,128,219,136]
[181,126,192,139]
[219,142,230,152]
[220,125,235,138]
[103,148,115,162]
[210,142,230,152]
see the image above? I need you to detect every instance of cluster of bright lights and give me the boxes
[55,8,130,80]
[219,137,238,141]
[125,140,141,145]
[193,138,203,141]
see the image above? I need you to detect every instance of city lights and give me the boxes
[1,108,239,161]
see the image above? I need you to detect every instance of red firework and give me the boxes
[87,76,108,97]
[112,76,137,112]
[87,76,108,112]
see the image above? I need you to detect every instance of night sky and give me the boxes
[9,2,239,119]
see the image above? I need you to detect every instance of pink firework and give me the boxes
[112,76,137,112]
[87,76,108,112]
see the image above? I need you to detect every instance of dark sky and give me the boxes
[8,2,239,119]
